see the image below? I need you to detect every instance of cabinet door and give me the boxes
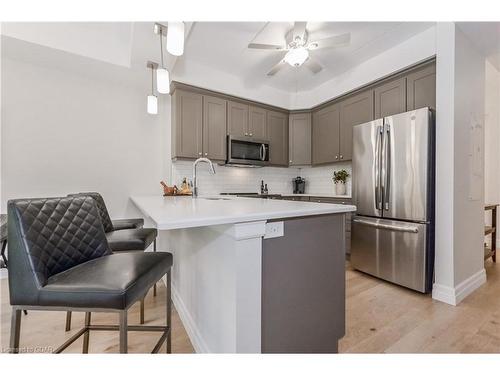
[312,104,340,165]
[267,110,289,166]
[248,105,267,140]
[203,95,227,161]
[172,90,203,159]
[339,90,374,161]
[289,112,311,166]
[374,77,406,118]
[406,63,436,110]
[227,101,249,137]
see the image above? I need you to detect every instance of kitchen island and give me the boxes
[131,195,356,353]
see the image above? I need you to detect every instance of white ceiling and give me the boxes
[180,22,435,92]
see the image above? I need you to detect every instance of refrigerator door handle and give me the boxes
[352,218,419,233]
[382,124,391,211]
[374,126,383,210]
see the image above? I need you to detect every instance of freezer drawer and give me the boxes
[351,216,428,292]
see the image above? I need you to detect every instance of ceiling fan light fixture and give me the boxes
[284,47,309,67]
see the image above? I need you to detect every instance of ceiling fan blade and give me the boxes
[308,33,351,50]
[292,22,307,43]
[267,59,287,76]
[304,58,323,74]
[248,43,285,50]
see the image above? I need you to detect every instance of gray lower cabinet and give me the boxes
[227,101,248,137]
[309,197,352,254]
[289,112,311,166]
[267,110,289,166]
[312,104,340,165]
[172,89,203,159]
[375,77,406,118]
[406,63,436,110]
[202,95,227,161]
[339,90,374,162]
[248,105,267,139]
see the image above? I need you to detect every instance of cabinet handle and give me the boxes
[290,160,292,163]
[335,155,338,159]
[249,133,253,136]
[198,152,202,156]
[245,132,248,136]
[340,154,343,159]
[204,152,208,156]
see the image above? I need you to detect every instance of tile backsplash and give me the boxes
[171,160,352,196]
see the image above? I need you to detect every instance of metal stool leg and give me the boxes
[65,311,72,331]
[82,312,91,353]
[10,308,22,354]
[166,269,172,353]
[140,299,145,324]
[119,311,128,354]
[153,239,157,297]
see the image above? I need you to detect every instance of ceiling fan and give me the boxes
[248,22,351,76]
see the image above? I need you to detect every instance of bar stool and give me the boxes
[64,192,158,331]
[8,196,172,353]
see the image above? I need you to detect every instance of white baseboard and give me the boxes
[170,281,209,353]
[0,268,8,280]
[432,268,487,306]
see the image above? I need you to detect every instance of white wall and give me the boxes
[432,23,487,305]
[484,60,500,242]
[1,57,171,218]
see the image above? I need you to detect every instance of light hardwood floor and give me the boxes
[1,260,499,353]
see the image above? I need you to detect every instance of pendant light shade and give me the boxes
[167,22,185,56]
[147,95,158,115]
[147,62,158,115]
[156,68,170,94]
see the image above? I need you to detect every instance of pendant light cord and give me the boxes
[151,66,154,95]
[159,29,165,68]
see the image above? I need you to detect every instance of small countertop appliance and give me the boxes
[292,176,306,194]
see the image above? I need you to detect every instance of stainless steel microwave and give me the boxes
[226,136,269,166]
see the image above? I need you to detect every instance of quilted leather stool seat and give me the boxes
[42,252,171,309]
[7,196,173,354]
[68,192,144,232]
[105,228,157,252]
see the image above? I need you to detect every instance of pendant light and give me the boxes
[167,22,185,56]
[156,26,170,94]
[147,63,158,115]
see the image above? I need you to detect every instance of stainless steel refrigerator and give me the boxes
[351,107,435,293]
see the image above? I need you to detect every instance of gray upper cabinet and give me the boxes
[227,101,248,137]
[339,90,374,161]
[267,110,289,166]
[289,112,311,166]
[312,104,340,165]
[203,95,227,161]
[374,77,406,118]
[248,105,267,140]
[406,63,436,111]
[172,89,203,159]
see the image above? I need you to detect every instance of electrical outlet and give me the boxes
[264,221,284,239]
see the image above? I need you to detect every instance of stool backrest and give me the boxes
[68,192,114,233]
[7,196,112,296]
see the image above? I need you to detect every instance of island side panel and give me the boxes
[261,214,346,353]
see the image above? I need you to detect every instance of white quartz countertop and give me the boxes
[281,193,352,199]
[131,195,356,230]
